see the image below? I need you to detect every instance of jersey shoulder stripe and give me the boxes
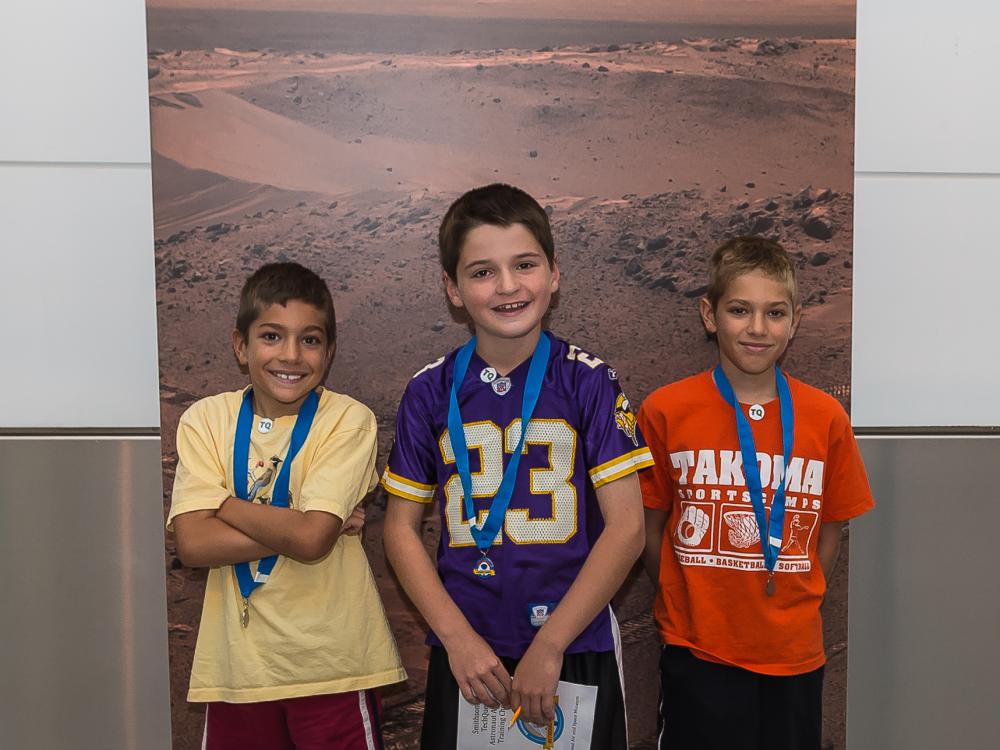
[382,467,436,503]
[590,447,655,487]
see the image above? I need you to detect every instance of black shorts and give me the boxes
[657,645,824,750]
[421,645,628,750]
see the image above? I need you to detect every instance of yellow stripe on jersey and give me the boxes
[589,448,655,488]
[381,468,436,503]
[383,470,435,492]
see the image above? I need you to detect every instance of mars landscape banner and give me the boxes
[146,2,858,747]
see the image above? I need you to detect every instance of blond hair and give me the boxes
[706,236,798,309]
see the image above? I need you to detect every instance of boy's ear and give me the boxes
[550,257,561,293]
[443,271,464,309]
[789,304,803,339]
[699,297,718,334]
[322,341,337,380]
[232,329,249,367]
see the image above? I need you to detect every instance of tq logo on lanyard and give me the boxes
[231,388,318,625]
[448,333,551,578]
[712,364,794,597]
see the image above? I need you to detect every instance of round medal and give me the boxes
[473,554,496,577]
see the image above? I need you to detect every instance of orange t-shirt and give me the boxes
[637,370,874,676]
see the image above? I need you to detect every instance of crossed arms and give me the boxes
[171,403,374,568]
[174,500,363,568]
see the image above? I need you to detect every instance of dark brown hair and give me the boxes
[707,236,798,309]
[438,183,555,280]
[235,262,336,343]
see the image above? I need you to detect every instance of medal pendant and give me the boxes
[241,597,250,628]
[473,553,496,578]
[765,572,776,597]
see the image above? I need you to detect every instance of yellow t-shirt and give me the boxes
[168,387,405,702]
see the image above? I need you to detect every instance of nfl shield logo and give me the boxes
[491,377,512,396]
[529,603,555,628]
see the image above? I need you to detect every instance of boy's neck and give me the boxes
[717,359,778,404]
[474,327,543,376]
[252,390,310,420]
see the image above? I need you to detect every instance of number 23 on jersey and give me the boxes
[438,418,578,547]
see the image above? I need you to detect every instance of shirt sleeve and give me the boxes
[821,409,875,522]
[296,403,379,520]
[579,365,655,489]
[636,394,675,514]
[166,403,231,530]
[381,379,439,503]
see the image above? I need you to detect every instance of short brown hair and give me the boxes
[235,262,336,343]
[438,184,555,280]
[707,236,798,309]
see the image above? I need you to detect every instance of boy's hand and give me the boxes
[446,631,512,709]
[510,638,563,727]
[340,505,366,536]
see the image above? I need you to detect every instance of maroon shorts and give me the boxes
[203,690,384,750]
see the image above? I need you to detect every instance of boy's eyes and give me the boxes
[469,261,538,278]
[725,306,787,317]
[258,332,324,345]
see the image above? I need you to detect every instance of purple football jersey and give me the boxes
[383,333,654,658]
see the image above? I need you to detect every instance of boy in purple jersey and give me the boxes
[382,183,654,749]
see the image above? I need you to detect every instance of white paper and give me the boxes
[456,680,597,749]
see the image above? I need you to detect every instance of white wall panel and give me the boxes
[0,0,151,164]
[0,164,160,428]
[856,1,1000,174]
[852,174,1000,427]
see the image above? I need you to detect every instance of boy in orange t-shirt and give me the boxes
[638,237,873,749]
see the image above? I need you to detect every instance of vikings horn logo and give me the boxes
[614,392,639,447]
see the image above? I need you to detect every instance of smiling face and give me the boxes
[444,222,560,354]
[231,299,335,418]
[700,269,801,385]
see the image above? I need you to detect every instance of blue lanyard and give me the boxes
[712,364,794,575]
[447,332,551,553]
[231,388,319,600]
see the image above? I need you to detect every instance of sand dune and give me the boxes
[151,87,507,198]
[151,153,320,234]
[153,89,401,194]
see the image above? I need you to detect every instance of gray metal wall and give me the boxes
[850,437,1000,749]
[0,439,171,749]
[0,1,170,748]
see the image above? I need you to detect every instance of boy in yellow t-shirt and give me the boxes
[168,262,404,749]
